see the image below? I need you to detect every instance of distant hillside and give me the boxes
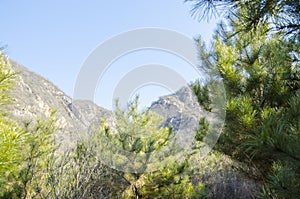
[8,61,113,147]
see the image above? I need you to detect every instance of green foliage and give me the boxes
[190,0,300,196]
[186,0,300,43]
[140,162,205,199]
[114,97,174,156]
[242,92,300,161]
[257,162,300,199]
[0,52,23,197]
[88,97,207,198]
[89,96,175,174]
[190,81,212,111]
[18,114,58,198]
[0,120,22,186]
[0,113,58,198]
[122,160,198,199]
[190,182,209,199]
[197,11,300,159]
[195,117,209,142]
[1,112,124,198]
[0,52,16,109]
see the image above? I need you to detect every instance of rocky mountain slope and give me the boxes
[8,61,113,146]
[7,61,261,198]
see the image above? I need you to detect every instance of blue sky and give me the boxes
[1,0,220,110]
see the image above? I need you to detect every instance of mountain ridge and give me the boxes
[8,61,113,146]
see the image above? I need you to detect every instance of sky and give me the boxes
[0,0,220,110]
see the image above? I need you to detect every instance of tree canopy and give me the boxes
[188,0,300,197]
[185,0,300,42]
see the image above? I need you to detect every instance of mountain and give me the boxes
[7,61,261,198]
[8,61,113,147]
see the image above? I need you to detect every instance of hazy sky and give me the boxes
[1,0,220,109]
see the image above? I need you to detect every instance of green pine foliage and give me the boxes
[6,114,58,199]
[0,52,15,109]
[192,1,300,197]
[185,0,300,43]
[195,117,209,143]
[0,52,22,197]
[190,81,212,111]
[88,97,175,174]
[261,162,300,199]
[87,97,208,198]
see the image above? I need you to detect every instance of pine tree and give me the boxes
[185,0,300,43]
[190,1,300,197]
[0,51,23,197]
[88,97,207,198]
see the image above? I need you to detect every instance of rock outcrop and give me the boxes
[150,86,208,147]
